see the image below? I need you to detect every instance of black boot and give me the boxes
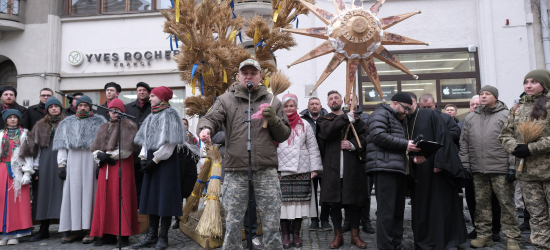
[171,216,180,230]
[155,216,171,250]
[132,215,159,249]
[29,220,50,242]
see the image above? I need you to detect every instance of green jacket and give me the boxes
[197,84,291,172]
[460,101,514,174]
[499,92,550,181]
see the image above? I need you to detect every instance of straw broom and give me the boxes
[196,145,224,238]
[181,157,212,223]
[517,120,545,171]
[263,72,292,128]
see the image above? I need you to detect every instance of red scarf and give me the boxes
[276,111,304,147]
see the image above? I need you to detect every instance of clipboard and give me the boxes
[415,140,443,158]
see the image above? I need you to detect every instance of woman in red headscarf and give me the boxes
[89,98,139,247]
[277,94,323,248]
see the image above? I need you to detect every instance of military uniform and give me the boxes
[499,92,550,250]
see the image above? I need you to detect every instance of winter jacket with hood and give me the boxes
[197,84,291,172]
[459,101,514,174]
[277,118,323,176]
[364,103,409,174]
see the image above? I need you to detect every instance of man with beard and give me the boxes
[96,82,121,120]
[125,82,152,204]
[365,92,421,250]
[64,92,84,116]
[405,93,468,250]
[299,97,332,231]
[316,91,367,249]
[28,88,54,130]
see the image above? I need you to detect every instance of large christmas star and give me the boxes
[283,0,428,103]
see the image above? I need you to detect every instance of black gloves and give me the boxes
[97,152,116,166]
[505,169,517,182]
[140,160,158,173]
[140,159,148,169]
[58,167,66,180]
[33,169,39,178]
[463,168,473,180]
[512,144,531,158]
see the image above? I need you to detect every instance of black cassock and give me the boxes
[406,108,467,250]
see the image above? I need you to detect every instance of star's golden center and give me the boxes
[351,16,369,33]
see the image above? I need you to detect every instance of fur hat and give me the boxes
[2,109,22,122]
[151,86,173,101]
[45,97,62,112]
[104,82,121,93]
[108,98,125,112]
[76,95,93,109]
[136,82,151,92]
[0,86,17,97]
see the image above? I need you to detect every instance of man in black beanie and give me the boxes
[96,82,122,120]
[124,82,152,204]
[365,92,421,250]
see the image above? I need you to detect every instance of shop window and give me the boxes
[65,0,157,16]
[359,48,481,116]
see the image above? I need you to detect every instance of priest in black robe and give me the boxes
[405,103,468,250]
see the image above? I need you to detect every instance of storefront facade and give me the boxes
[1,0,545,124]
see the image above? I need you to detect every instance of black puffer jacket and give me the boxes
[364,103,409,174]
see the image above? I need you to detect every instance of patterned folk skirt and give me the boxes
[279,173,316,219]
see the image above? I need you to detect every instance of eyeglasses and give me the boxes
[40,95,52,98]
[398,102,412,112]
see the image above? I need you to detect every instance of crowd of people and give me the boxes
[0,59,549,250]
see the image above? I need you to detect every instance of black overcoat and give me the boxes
[28,103,46,130]
[316,112,367,206]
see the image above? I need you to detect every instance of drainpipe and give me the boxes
[540,0,550,70]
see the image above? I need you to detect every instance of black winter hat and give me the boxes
[0,86,17,97]
[104,82,121,93]
[391,92,413,105]
[136,82,151,92]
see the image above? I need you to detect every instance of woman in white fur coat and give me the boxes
[277,94,323,249]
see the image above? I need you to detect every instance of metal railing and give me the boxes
[0,0,19,16]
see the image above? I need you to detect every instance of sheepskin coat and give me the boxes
[134,107,186,151]
[53,114,107,232]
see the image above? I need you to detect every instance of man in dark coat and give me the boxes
[28,88,54,130]
[365,92,420,250]
[406,99,468,250]
[96,82,121,120]
[417,93,461,145]
[0,86,29,128]
[316,90,367,249]
[299,97,332,231]
[124,82,152,204]
[64,92,84,116]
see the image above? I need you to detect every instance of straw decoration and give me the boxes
[263,71,292,128]
[196,145,224,238]
[181,158,212,223]
[517,120,545,171]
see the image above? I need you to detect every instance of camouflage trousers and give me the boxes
[222,167,283,250]
[519,180,550,250]
[473,173,521,241]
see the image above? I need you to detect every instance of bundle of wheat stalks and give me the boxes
[263,72,292,128]
[196,145,224,238]
[181,157,212,223]
[517,120,545,171]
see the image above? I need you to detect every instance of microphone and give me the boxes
[246,81,253,90]
[413,134,423,144]
[55,91,68,97]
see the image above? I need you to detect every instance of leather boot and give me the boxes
[155,216,171,250]
[292,219,303,248]
[329,229,343,249]
[132,215,159,249]
[280,220,291,249]
[351,228,367,249]
[29,220,50,242]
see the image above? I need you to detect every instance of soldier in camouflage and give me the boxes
[460,85,521,250]
[499,69,550,250]
[198,59,291,250]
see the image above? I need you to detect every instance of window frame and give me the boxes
[64,0,161,17]
[358,47,481,111]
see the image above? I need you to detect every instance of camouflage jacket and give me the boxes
[498,92,550,181]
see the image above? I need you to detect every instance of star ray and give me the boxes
[298,0,335,25]
[309,53,347,94]
[380,11,421,29]
[288,40,335,67]
[360,57,385,101]
[281,27,329,40]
